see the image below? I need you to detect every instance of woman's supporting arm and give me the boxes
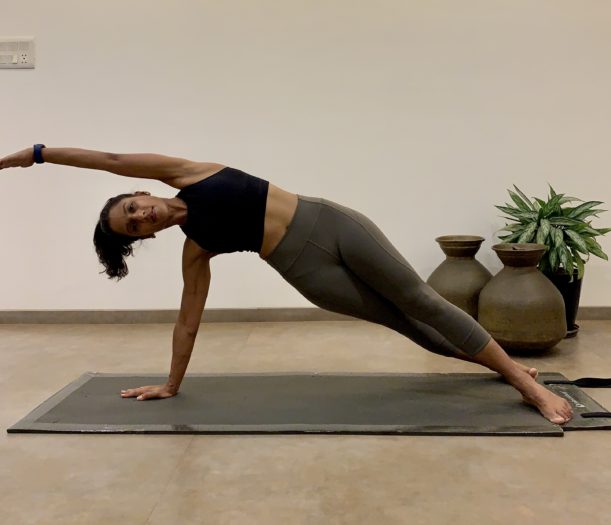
[0,146,223,188]
[121,239,213,400]
[167,242,213,391]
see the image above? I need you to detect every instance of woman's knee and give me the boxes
[395,282,450,316]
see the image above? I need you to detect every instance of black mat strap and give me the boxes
[543,377,611,388]
[581,412,611,419]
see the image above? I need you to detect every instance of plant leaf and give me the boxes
[575,209,608,221]
[518,222,538,243]
[512,186,535,210]
[579,225,602,236]
[575,255,585,280]
[550,227,564,248]
[500,223,525,232]
[558,245,570,271]
[566,240,589,256]
[567,201,603,219]
[498,231,523,243]
[496,206,537,222]
[536,218,551,244]
[565,248,575,274]
[508,190,531,212]
[549,217,582,227]
[585,238,609,260]
[586,239,609,261]
[564,229,588,253]
[549,247,559,271]
[558,196,581,205]
[495,205,521,217]
[536,227,547,244]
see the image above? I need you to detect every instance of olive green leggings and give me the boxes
[265,196,492,358]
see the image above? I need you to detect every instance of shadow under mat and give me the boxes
[7,372,611,436]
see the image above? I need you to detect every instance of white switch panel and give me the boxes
[0,37,35,69]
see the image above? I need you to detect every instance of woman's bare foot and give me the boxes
[469,338,570,424]
[510,371,573,424]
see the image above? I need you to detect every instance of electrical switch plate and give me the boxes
[0,37,35,69]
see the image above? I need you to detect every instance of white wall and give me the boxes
[1,0,610,309]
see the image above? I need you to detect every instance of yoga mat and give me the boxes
[7,372,611,436]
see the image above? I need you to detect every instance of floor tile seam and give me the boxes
[242,323,259,349]
[142,435,195,525]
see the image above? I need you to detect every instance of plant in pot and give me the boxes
[495,185,610,337]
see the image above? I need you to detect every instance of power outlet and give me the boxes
[0,38,35,69]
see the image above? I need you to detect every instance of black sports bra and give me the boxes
[175,167,269,254]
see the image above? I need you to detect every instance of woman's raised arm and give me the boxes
[0,146,223,188]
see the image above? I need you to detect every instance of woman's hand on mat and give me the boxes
[0,148,35,170]
[120,384,177,401]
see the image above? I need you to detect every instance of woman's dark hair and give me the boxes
[93,193,140,280]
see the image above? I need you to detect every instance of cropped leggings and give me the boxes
[265,196,492,358]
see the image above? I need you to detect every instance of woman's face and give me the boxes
[107,192,169,238]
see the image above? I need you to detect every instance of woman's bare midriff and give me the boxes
[259,183,299,259]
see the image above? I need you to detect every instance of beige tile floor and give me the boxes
[1,320,610,525]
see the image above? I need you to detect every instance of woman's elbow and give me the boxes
[175,319,199,339]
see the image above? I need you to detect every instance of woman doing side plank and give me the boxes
[0,146,573,424]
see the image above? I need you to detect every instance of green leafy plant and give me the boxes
[496,186,610,279]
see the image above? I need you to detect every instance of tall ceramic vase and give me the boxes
[426,235,492,319]
[545,270,583,338]
[478,244,567,352]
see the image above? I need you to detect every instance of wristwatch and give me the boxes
[33,144,46,164]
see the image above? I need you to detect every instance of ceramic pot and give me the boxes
[426,235,492,319]
[545,270,583,338]
[478,243,567,352]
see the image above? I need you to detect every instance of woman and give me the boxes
[0,145,573,424]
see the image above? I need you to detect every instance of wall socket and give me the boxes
[0,38,35,69]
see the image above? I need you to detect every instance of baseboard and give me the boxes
[0,308,353,324]
[577,307,611,320]
[0,306,608,324]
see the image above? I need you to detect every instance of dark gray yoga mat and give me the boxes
[7,372,611,436]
